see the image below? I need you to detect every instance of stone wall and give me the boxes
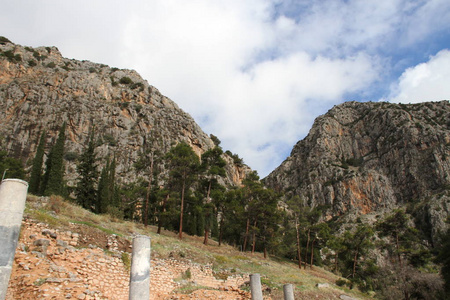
[6,219,249,300]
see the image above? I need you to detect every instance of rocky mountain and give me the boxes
[0,39,250,188]
[264,101,450,243]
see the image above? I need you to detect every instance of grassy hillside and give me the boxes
[19,194,374,299]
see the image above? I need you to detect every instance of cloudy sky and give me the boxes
[2,0,450,177]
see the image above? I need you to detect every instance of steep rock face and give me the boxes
[265,101,450,240]
[0,41,250,187]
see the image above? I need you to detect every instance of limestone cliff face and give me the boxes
[264,101,450,240]
[0,41,250,187]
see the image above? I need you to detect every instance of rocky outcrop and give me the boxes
[264,101,450,240]
[0,40,250,187]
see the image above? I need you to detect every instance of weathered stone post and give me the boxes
[129,235,151,300]
[250,273,263,300]
[283,283,295,300]
[0,179,28,300]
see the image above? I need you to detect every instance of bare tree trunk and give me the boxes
[243,218,250,252]
[295,217,302,269]
[204,226,209,245]
[157,194,169,234]
[310,237,316,269]
[178,176,186,240]
[218,214,224,246]
[304,229,310,269]
[335,252,339,272]
[395,231,402,267]
[352,247,359,278]
[203,188,212,245]
[206,180,212,202]
[403,286,410,300]
[144,153,154,227]
[204,210,210,245]
[251,220,257,254]
[396,231,410,300]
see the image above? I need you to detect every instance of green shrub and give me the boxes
[106,205,124,220]
[130,82,144,90]
[28,60,37,67]
[346,157,363,167]
[1,50,21,63]
[33,278,46,286]
[46,62,56,68]
[89,67,97,73]
[119,102,129,109]
[33,51,47,61]
[64,151,78,161]
[119,76,133,85]
[134,104,142,113]
[0,36,12,45]
[103,134,117,146]
[182,268,192,279]
[121,252,131,270]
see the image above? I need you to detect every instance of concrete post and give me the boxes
[0,179,28,300]
[283,283,295,300]
[250,273,263,300]
[129,235,151,300]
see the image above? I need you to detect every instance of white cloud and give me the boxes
[400,0,450,47]
[118,2,381,176]
[218,52,379,175]
[1,0,449,176]
[388,49,450,103]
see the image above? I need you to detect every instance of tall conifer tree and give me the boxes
[76,128,98,211]
[29,131,46,194]
[96,159,110,213]
[44,123,66,196]
[97,155,120,214]
[109,155,119,208]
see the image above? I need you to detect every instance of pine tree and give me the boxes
[166,142,200,239]
[327,234,346,273]
[286,195,307,269]
[200,146,226,244]
[44,123,66,196]
[134,138,162,226]
[75,129,98,211]
[344,224,373,278]
[28,131,46,194]
[0,151,26,180]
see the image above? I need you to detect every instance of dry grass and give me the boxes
[24,194,374,299]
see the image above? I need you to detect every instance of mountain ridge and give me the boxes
[264,100,450,243]
[0,39,251,188]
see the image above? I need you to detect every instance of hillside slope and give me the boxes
[264,101,450,243]
[6,195,372,300]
